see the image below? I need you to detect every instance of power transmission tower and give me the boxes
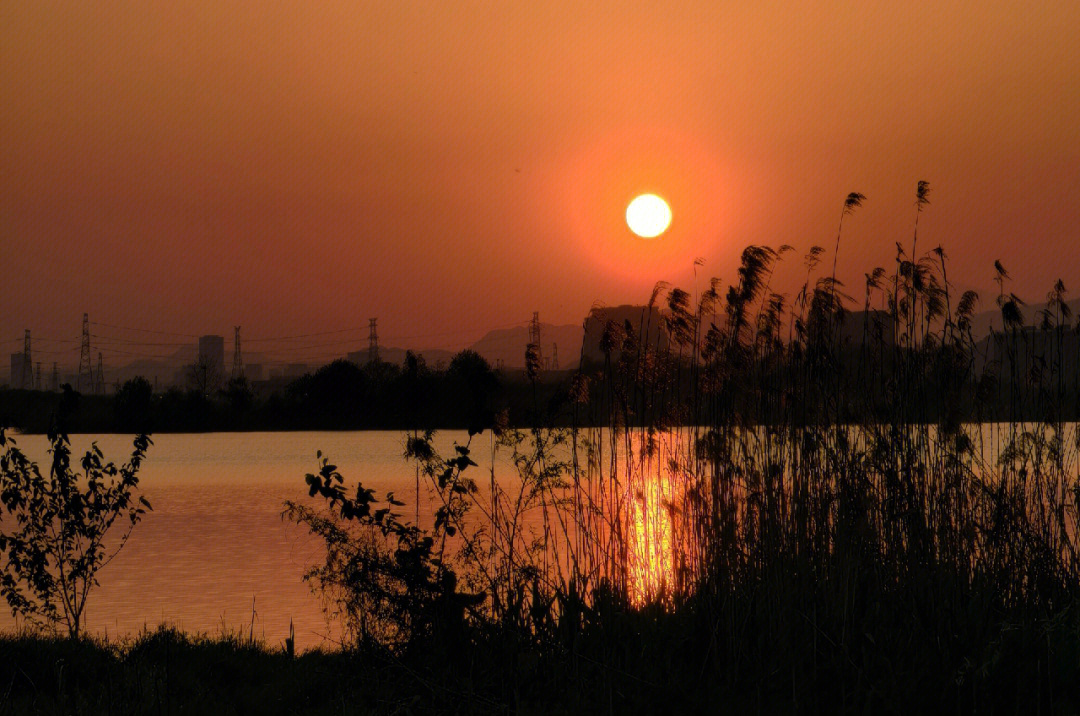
[51,362,59,392]
[232,326,244,380]
[95,352,104,394]
[20,330,31,389]
[78,313,93,392]
[550,342,559,371]
[368,318,379,365]
[528,312,544,367]
[34,362,42,391]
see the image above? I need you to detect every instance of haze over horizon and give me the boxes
[4,2,1079,369]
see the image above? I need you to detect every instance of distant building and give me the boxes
[284,363,308,379]
[9,353,27,388]
[245,363,264,382]
[191,335,225,392]
[199,335,225,373]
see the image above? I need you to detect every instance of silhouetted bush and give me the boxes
[114,377,153,432]
[0,429,151,638]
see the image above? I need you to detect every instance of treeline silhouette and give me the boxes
[0,350,561,433]
[4,320,1080,434]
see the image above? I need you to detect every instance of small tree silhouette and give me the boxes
[188,354,222,396]
[0,428,151,638]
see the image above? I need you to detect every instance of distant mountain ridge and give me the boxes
[966,297,1080,339]
[467,323,583,369]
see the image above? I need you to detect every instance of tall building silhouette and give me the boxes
[199,335,225,371]
[21,330,32,389]
[9,353,26,388]
[95,352,105,394]
[197,335,225,391]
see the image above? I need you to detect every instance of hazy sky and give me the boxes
[3,2,1079,366]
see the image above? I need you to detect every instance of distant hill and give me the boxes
[111,344,196,387]
[468,324,583,369]
[966,297,1080,339]
[836,296,1080,346]
[346,347,457,369]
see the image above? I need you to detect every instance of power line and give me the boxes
[88,321,200,338]
[27,336,81,344]
[242,327,372,343]
[92,319,531,345]
[7,318,541,380]
[96,346,182,359]
[89,335,192,347]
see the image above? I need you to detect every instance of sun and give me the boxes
[626,194,671,238]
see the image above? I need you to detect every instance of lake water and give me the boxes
[0,423,1068,650]
[0,431,499,651]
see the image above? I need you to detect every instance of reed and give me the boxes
[289,184,1080,712]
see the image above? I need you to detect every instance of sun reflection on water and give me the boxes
[623,436,691,606]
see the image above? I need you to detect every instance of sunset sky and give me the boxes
[3,2,1079,367]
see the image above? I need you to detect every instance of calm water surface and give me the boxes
[0,431,495,651]
[0,423,1056,649]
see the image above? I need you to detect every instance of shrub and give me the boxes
[0,428,151,638]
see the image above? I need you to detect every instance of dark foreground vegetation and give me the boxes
[2,604,1074,716]
[6,187,1080,713]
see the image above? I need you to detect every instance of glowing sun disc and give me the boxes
[626,194,672,238]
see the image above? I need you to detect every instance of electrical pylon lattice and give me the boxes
[232,326,244,380]
[20,330,31,389]
[368,318,379,364]
[78,313,93,392]
[528,312,543,368]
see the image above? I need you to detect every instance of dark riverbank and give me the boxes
[4,604,1079,716]
[0,352,555,434]
[5,343,1079,434]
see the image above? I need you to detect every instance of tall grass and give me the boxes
[293,185,1080,712]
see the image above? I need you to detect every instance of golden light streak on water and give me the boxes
[627,475,678,605]
[622,433,690,606]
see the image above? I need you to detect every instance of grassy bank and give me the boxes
[3,608,1080,715]
[0,627,490,716]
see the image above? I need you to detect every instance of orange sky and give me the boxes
[3,2,1079,366]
